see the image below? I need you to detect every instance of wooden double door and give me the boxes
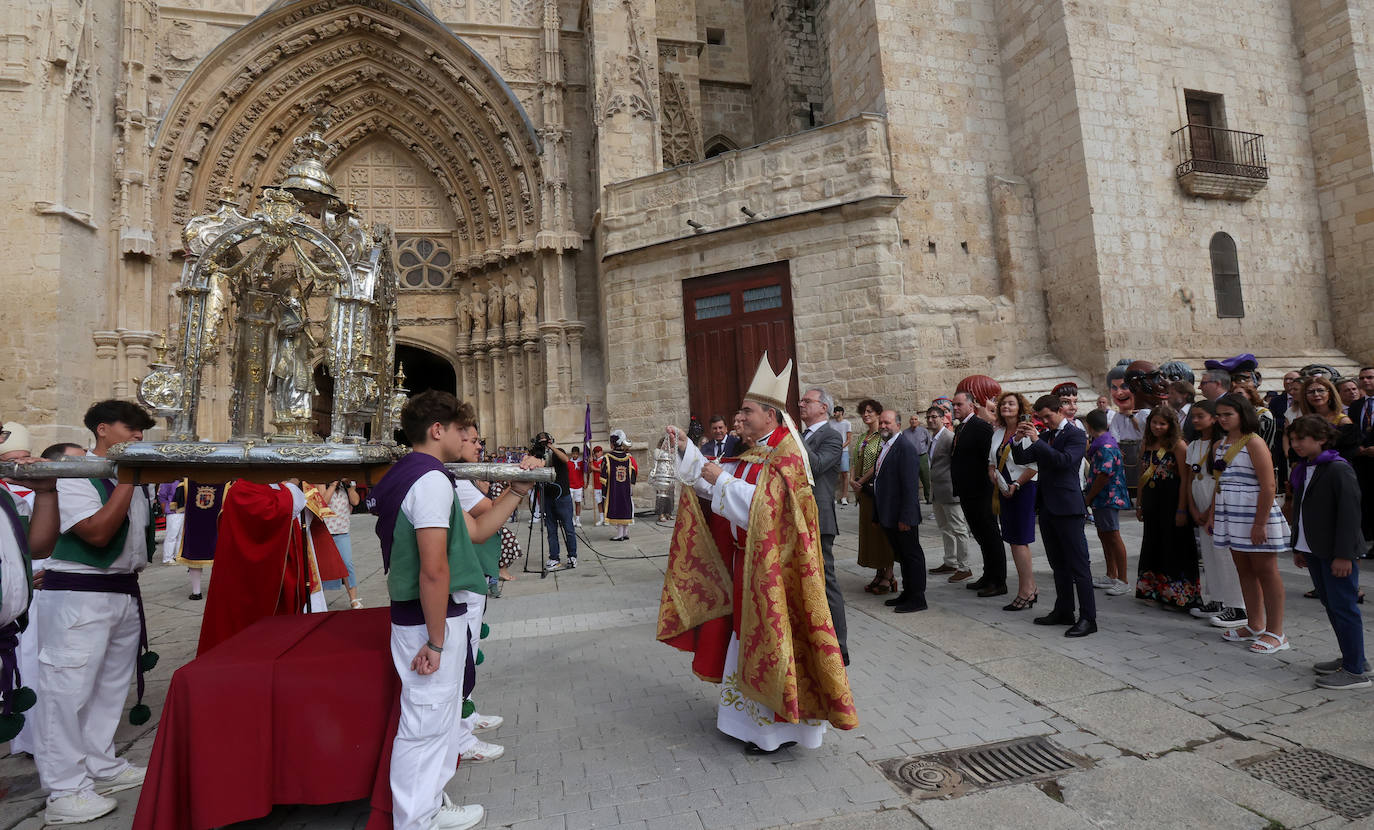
[682,262,798,425]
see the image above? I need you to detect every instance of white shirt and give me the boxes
[453,479,486,513]
[830,418,853,446]
[1295,466,1313,554]
[402,470,455,530]
[1109,409,1148,443]
[988,427,1038,491]
[0,489,31,627]
[676,441,753,532]
[50,478,152,575]
[402,470,467,604]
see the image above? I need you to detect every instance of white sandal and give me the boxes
[1250,633,1290,653]
[1222,626,1261,643]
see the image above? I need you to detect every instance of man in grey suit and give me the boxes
[799,386,849,665]
[925,405,974,581]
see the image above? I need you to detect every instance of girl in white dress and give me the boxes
[1209,394,1291,653]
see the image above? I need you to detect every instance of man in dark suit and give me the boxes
[949,391,1007,596]
[701,414,741,459]
[1013,394,1096,637]
[799,387,849,661]
[872,409,927,613]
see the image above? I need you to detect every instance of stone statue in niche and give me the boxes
[455,289,473,336]
[471,285,488,339]
[487,281,504,329]
[519,269,538,327]
[503,274,520,326]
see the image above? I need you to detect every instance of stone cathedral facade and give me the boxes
[1,0,1372,450]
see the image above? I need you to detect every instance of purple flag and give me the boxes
[582,403,592,477]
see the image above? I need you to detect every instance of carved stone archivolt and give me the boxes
[152,0,544,275]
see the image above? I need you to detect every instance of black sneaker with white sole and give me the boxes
[1189,600,1224,619]
[1208,607,1248,628]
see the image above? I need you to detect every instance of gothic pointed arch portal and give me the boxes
[153,0,541,269]
[144,0,567,448]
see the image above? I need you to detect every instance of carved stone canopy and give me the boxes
[153,0,544,275]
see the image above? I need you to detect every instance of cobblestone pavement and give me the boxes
[2,500,1371,829]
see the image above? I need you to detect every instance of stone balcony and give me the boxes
[1172,124,1269,201]
[600,113,899,258]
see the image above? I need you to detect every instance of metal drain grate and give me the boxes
[876,736,1088,800]
[1241,749,1374,819]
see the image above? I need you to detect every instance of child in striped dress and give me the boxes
[1209,394,1292,654]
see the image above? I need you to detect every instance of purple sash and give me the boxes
[367,452,456,572]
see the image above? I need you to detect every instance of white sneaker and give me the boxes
[435,793,485,830]
[473,712,504,731]
[839,498,849,506]
[567,557,578,568]
[1091,575,1115,589]
[44,791,118,825]
[460,739,505,763]
[1106,580,1130,596]
[595,517,605,526]
[93,764,146,795]
[573,517,582,527]
[545,559,560,570]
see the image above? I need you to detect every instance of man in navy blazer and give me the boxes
[700,414,741,459]
[1012,394,1096,636]
[872,409,927,613]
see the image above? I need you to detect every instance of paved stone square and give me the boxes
[2,501,1371,829]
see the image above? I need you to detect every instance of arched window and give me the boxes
[703,135,738,159]
[1209,232,1244,318]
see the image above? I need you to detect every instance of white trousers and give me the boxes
[1197,527,1246,609]
[450,592,486,754]
[10,588,43,755]
[33,590,140,798]
[161,513,184,563]
[390,616,468,830]
[932,501,972,569]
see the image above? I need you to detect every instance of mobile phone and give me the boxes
[1018,414,1031,424]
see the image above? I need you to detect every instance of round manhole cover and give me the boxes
[895,759,962,798]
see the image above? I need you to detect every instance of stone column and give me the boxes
[526,339,544,432]
[506,342,525,441]
[456,350,473,405]
[121,330,157,401]
[93,331,120,397]
[564,322,586,402]
[475,345,494,448]
[493,337,512,449]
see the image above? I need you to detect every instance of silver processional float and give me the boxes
[18,111,549,487]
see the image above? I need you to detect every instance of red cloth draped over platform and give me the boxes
[132,608,403,830]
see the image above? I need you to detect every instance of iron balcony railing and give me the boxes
[1172,124,1268,180]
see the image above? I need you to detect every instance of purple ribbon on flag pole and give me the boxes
[582,403,592,477]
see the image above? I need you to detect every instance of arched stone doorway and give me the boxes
[102,0,589,444]
[395,344,458,396]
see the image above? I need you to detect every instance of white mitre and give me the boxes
[742,352,813,485]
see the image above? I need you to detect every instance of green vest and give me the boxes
[474,531,501,580]
[386,499,488,601]
[50,479,154,569]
